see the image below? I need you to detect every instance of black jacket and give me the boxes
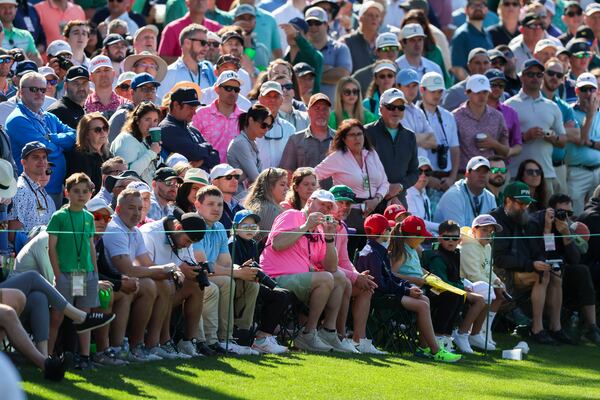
[65,149,110,194]
[356,239,411,297]
[528,210,581,265]
[579,198,600,264]
[364,118,419,189]
[47,96,85,130]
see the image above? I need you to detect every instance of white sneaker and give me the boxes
[177,339,203,357]
[356,338,387,355]
[469,333,496,351]
[294,330,333,352]
[252,336,289,354]
[131,344,162,361]
[452,331,474,354]
[318,329,359,353]
[220,340,260,355]
[149,345,180,360]
[340,338,361,353]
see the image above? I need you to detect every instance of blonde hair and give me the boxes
[333,77,365,126]
[245,168,287,208]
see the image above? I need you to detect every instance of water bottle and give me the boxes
[122,337,130,353]
[569,312,580,341]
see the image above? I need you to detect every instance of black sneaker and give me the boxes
[74,355,96,371]
[75,312,115,333]
[195,340,217,356]
[44,352,72,381]
[208,342,227,355]
[530,330,558,345]
[549,329,576,345]
[584,325,600,345]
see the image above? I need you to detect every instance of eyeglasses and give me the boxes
[160,180,180,187]
[138,86,157,94]
[376,73,395,80]
[208,41,220,48]
[342,88,360,96]
[573,52,592,59]
[383,104,405,112]
[490,82,506,89]
[133,62,158,70]
[525,23,544,30]
[188,38,208,46]
[379,46,399,53]
[117,83,130,90]
[492,58,507,67]
[281,83,294,91]
[565,10,582,17]
[238,223,258,230]
[525,168,542,176]
[419,169,432,176]
[221,85,241,93]
[90,126,109,134]
[24,87,47,94]
[218,174,241,180]
[93,213,112,223]
[440,236,460,241]
[502,1,519,6]
[46,79,58,86]
[545,70,565,79]
[524,71,544,79]
[579,86,598,93]
[307,20,324,26]
[490,167,507,174]
[0,58,12,64]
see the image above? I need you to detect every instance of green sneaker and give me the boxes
[415,346,433,359]
[433,347,462,363]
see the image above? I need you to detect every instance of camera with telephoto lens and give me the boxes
[249,261,277,289]
[546,259,563,272]
[192,261,212,288]
[56,54,73,71]
[432,144,449,170]
[554,209,569,221]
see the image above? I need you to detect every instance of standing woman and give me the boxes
[227,104,274,193]
[65,112,112,194]
[110,102,162,185]
[315,119,389,254]
[362,60,397,115]
[282,167,319,210]
[329,76,378,130]
[244,167,289,243]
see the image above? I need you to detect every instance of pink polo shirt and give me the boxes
[84,91,130,114]
[34,1,86,44]
[158,14,221,58]
[260,209,327,278]
[192,100,243,163]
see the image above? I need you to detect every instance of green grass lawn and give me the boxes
[17,335,600,400]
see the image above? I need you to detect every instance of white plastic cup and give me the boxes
[514,341,529,355]
[476,133,487,151]
[502,348,522,360]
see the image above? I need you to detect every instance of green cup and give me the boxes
[90,343,97,355]
[149,127,162,143]
[98,289,111,310]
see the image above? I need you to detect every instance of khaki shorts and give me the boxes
[275,272,313,305]
[513,271,541,289]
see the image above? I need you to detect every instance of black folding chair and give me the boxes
[366,294,418,354]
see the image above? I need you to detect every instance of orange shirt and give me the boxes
[34,0,86,45]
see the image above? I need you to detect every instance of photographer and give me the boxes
[528,194,600,345]
[45,40,74,99]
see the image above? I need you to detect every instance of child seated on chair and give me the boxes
[423,220,487,354]
[356,214,461,363]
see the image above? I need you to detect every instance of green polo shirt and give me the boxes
[2,27,37,56]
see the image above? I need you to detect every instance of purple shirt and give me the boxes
[453,103,509,171]
[494,102,522,162]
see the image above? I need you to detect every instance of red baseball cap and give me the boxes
[401,215,432,237]
[364,214,394,236]
[384,204,410,222]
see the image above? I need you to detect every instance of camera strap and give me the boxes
[163,217,193,265]
[419,102,449,146]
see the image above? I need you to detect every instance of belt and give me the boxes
[569,164,600,171]
[553,160,565,167]
[431,171,450,178]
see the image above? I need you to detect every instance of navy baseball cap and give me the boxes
[485,68,507,82]
[15,61,38,77]
[131,73,160,90]
[21,141,50,159]
[289,17,309,34]
[521,58,545,73]
[170,87,201,106]
[103,33,127,47]
[567,38,591,55]
[66,66,89,81]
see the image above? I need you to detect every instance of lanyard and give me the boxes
[68,209,85,267]
[419,103,449,146]
[463,184,482,217]
[23,174,49,211]
[185,63,201,86]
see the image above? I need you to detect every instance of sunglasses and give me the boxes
[160,180,180,187]
[525,168,542,176]
[218,174,241,180]
[46,79,58,86]
[90,125,109,133]
[502,1,519,6]
[281,83,294,91]
[492,58,507,66]
[525,24,544,30]
[118,83,130,90]
[545,70,565,79]
[384,104,405,112]
[238,223,258,230]
[490,167,507,174]
[93,213,112,223]
[440,236,460,242]
[188,38,208,46]
[579,86,598,93]
[524,71,544,79]
[565,10,582,17]
[307,20,324,26]
[208,41,220,48]
[419,169,432,176]
[376,73,395,80]
[502,51,515,59]
[573,52,592,59]
[0,57,12,64]
[260,121,273,130]
[221,85,241,93]
[24,87,47,94]
[490,82,506,89]
[342,88,360,96]
[379,46,399,53]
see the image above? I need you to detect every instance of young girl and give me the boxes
[329,77,377,129]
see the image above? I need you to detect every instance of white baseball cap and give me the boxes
[309,189,337,204]
[38,66,58,79]
[358,0,384,18]
[576,72,598,89]
[216,70,243,87]
[305,6,328,22]
[116,71,136,86]
[126,181,152,194]
[0,0,17,5]
[420,71,445,91]
[544,0,555,15]
[401,23,426,40]
[183,168,210,185]
[90,55,113,73]
[466,74,491,93]
[47,40,72,56]
[585,2,600,16]
[209,163,243,181]
[376,32,400,49]
[466,156,490,171]
[372,60,397,75]
[534,38,558,54]
[86,197,113,213]
[379,88,406,105]
[418,156,432,169]
[260,81,283,96]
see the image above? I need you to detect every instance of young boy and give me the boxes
[356,214,461,363]
[48,173,109,369]
[424,220,487,354]
[460,214,505,350]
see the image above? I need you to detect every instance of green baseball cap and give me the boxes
[504,181,536,204]
[329,185,356,203]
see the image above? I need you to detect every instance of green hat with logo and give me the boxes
[329,185,356,203]
[504,181,536,204]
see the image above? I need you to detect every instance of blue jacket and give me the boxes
[6,102,76,194]
[356,239,411,297]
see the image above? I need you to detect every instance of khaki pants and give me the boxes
[553,164,567,196]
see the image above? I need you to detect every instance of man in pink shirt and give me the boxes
[192,70,243,162]
[84,55,130,118]
[158,0,221,63]
[34,0,85,45]
[260,189,357,354]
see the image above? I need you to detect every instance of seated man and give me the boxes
[193,185,260,355]
[260,189,351,353]
[148,167,182,220]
